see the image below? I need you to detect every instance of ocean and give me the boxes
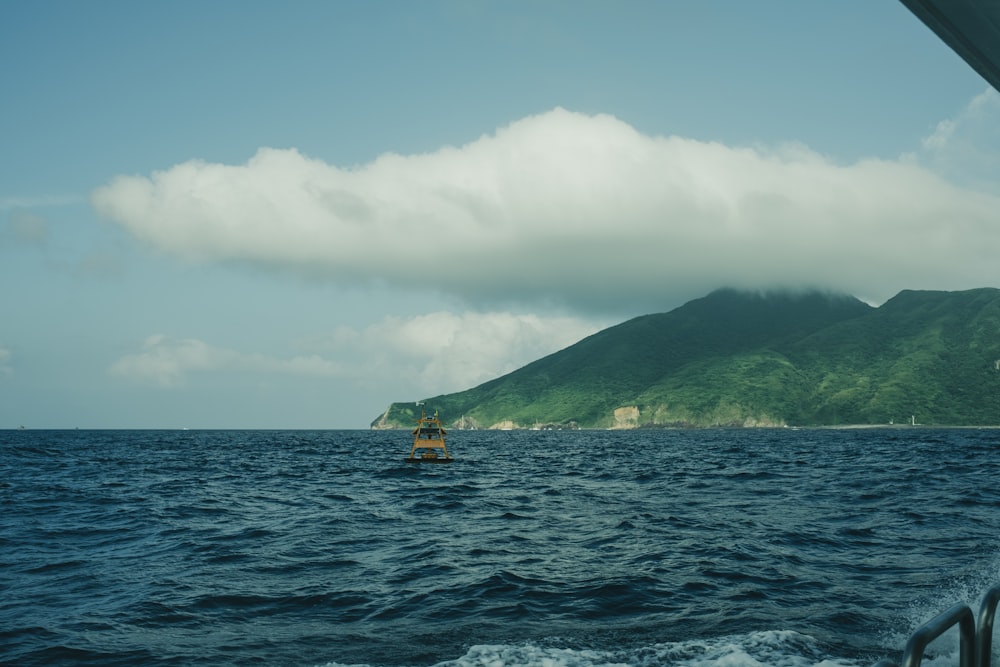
[2,428,998,667]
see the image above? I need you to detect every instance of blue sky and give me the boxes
[2,1,998,429]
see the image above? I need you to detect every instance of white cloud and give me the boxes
[112,311,603,398]
[325,310,605,396]
[109,334,346,388]
[0,194,82,211]
[920,88,1000,195]
[92,107,1000,314]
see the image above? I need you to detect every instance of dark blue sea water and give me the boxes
[2,428,998,667]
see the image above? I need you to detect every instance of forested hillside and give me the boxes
[372,288,1000,428]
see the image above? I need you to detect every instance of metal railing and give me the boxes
[875,585,1000,667]
[980,586,1000,667]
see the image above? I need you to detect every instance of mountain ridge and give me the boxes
[372,287,1000,429]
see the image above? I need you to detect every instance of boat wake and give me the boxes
[319,630,866,667]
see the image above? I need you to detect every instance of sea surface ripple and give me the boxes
[1,428,998,667]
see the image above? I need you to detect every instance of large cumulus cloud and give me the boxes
[92,107,1000,313]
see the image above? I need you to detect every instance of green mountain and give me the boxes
[371,288,1000,429]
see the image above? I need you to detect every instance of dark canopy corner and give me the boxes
[900,0,1000,92]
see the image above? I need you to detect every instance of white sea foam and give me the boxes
[318,630,866,667]
[879,558,1000,667]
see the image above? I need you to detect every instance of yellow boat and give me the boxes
[405,409,453,463]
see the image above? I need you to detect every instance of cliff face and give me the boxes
[372,288,1000,429]
[610,406,639,429]
[370,406,394,430]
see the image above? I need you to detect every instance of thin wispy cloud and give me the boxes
[0,194,83,211]
[109,335,346,388]
[919,87,1000,194]
[93,108,1000,315]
